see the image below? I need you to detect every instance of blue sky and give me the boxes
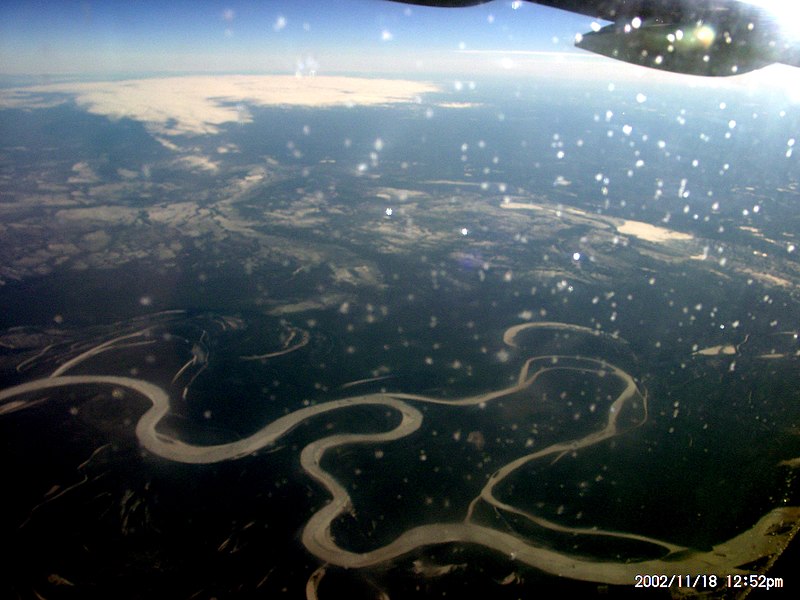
[0,0,600,76]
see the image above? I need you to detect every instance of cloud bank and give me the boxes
[1,75,441,136]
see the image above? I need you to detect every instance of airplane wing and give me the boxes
[387,0,711,21]
[388,1,800,76]
[499,1,688,22]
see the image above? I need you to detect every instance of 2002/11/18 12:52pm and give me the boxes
[634,574,785,589]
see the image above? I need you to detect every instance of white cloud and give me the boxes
[67,161,99,184]
[3,75,441,137]
[176,155,220,173]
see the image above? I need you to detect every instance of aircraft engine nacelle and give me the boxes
[575,8,795,77]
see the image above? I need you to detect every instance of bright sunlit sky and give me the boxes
[0,0,598,76]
